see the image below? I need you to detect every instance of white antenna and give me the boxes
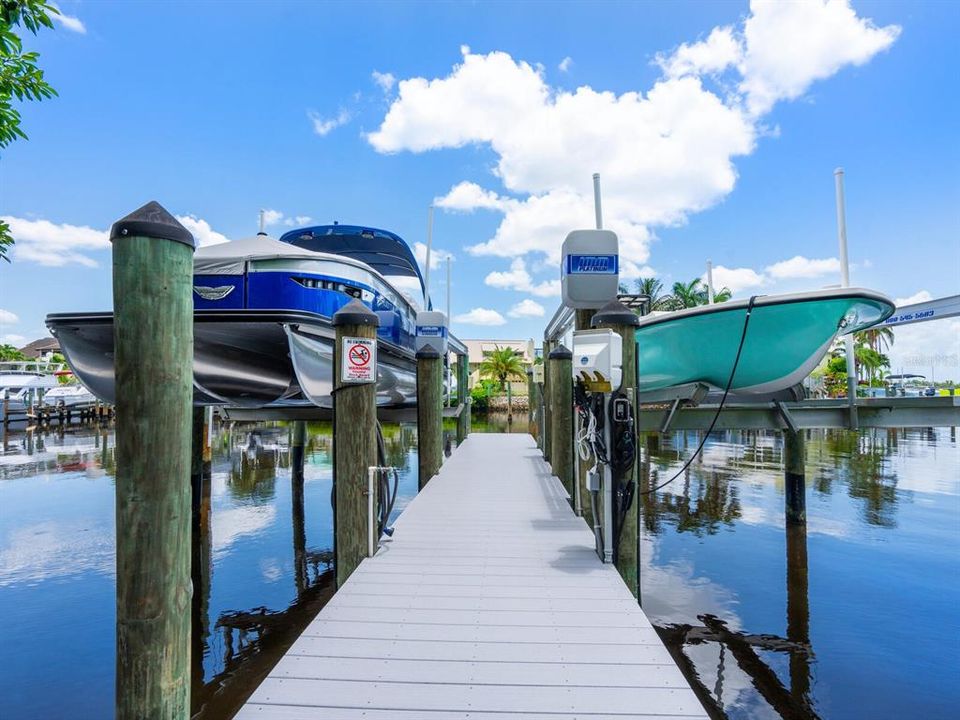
[424,205,434,307]
[446,255,452,407]
[593,173,603,229]
[706,259,715,304]
[258,209,266,235]
[834,167,858,427]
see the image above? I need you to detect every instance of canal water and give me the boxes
[0,419,956,719]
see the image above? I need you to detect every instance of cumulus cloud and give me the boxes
[704,265,768,293]
[1,215,109,266]
[454,307,506,326]
[0,309,19,325]
[484,258,560,297]
[413,242,455,272]
[372,70,396,93]
[765,255,840,279]
[283,215,313,227]
[508,299,546,318]
[894,290,933,307]
[366,1,898,297]
[2,333,26,345]
[308,108,351,136]
[176,215,230,247]
[50,4,86,33]
[260,208,284,226]
[558,56,573,73]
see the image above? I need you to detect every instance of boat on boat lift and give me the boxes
[0,361,64,427]
[47,224,448,410]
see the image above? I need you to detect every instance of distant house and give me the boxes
[18,336,60,360]
[463,339,536,391]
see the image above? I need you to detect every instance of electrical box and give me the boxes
[415,310,448,354]
[572,328,622,393]
[561,229,619,309]
[532,364,544,384]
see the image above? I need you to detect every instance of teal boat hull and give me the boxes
[636,288,895,394]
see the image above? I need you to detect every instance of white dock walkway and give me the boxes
[236,433,707,719]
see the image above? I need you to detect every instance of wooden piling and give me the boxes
[291,420,308,594]
[417,344,443,489]
[784,428,806,525]
[111,201,195,720]
[456,352,470,443]
[542,340,553,463]
[593,301,640,598]
[332,300,380,589]
[548,345,574,498]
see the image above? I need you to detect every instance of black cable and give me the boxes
[638,295,758,497]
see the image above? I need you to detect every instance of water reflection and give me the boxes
[640,427,959,720]
[0,419,420,720]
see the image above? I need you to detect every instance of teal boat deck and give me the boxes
[236,433,707,719]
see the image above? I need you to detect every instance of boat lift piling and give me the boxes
[541,339,553,463]
[455,352,470,443]
[111,201,195,720]
[416,344,443,488]
[332,300,380,589]
[783,428,806,525]
[547,345,574,499]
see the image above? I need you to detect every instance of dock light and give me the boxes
[560,229,619,309]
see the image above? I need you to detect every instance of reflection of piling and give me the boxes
[593,301,640,598]
[333,301,380,589]
[548,345,574,498]
[456,353,470,443]
[784,429,806,525]
[417,344,443,489]
[291,420,307,594]
[112,202,195,720]
[786,521,811,709]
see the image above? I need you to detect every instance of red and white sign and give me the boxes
[341,337,376,384]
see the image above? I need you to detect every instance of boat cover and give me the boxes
[194,235,369,276]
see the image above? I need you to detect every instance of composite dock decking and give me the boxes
[237,433,707,719]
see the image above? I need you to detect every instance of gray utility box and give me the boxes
[560,229,619,309]
[415,310,448,355]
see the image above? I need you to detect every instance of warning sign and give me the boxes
[341,337,377,384]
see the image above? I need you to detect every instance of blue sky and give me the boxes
[1,1,957,377]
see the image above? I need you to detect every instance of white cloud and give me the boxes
[704,265,768,293]
[558,56,573,73]
[2,333,26,345]
[283,215,314,227]
[412,242,454,272]
[367,3,898,276]
[0,309,19,325]
[372,70,396,93]
[484,258,560,297]
[50,4,86,34]
[454,307,506,326]
[261,208,284,226]
[508,299,546,318]
[765,255,840,280]
[308,108,351,136]
[894,290,933,307]
[176,215,230,247]
[1,215,109,267]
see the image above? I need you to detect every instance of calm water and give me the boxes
[1,420,957,719]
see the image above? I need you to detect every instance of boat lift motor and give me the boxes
[561,229,619,310]
[415,310,448,355]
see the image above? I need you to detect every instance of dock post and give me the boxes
[548,345,574,498]
[332,300,380,588]
[784,428,806,525]
[111,201,195,720]
[417,344,443,489]
[592,302,640,597]
[542,340,553,463]
[456,352,470,443]
[526,367,534,431]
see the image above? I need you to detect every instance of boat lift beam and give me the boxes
[881,294,960,328]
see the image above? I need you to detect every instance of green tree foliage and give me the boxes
[478,346,525,391]
[1,0,60,261]
[0,342,26,360]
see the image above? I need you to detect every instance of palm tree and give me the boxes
[670,279,708,309]
[633,277,675,310]
[858,326,894,354]
[478,346,526,417]
[711,286,733,303]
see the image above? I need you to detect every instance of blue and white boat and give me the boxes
[47,225,431,409]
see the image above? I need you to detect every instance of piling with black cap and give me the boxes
[592,300,640,598]
[542,339,553,462]
[417,344,443,488]
[112,201,195,720]
[333,300,380,588]
[548,345,574,498]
